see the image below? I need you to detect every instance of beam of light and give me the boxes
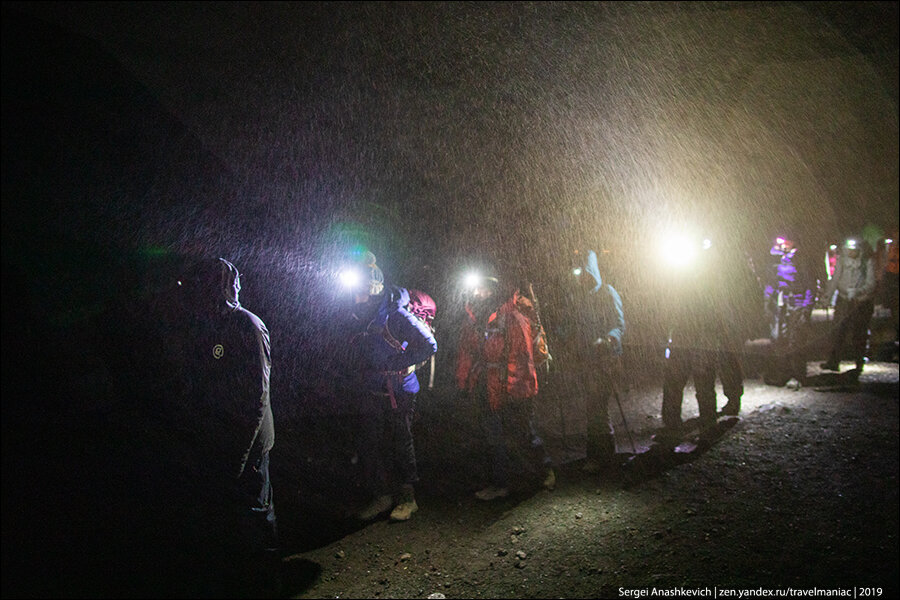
[463,271,482,290]
[659,233,699,268]
[338,267,362,289]
[774,236,794,253]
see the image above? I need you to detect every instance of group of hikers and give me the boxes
[156,228,895,596]
[760,231,897,387]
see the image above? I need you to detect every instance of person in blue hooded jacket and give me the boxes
[553,249,626,474]
[341,254,437,522]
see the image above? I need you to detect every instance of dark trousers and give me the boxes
[718,348,744,402]
[240,451,278,550]
[827,297,875,367]
[885,272,899,332]
[661,347,718,441]
[357,392,418,497]
[572,358,620,461]
[180,451,279,597]
[479,388,550,489]
[769,306,811,381]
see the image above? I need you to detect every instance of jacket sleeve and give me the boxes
[825,258,842,302]
[232,312,273,478]
[605,285,626,354]
[382,308,437,371]
[856,257,877,301]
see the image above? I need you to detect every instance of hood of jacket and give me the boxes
[585,250,603,293]
[219,258,242,312]
[178,257,242,315]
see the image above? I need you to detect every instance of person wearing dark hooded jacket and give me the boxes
[167,257,277,596]
[821,237,878,375]
[653,244,730,451]
[552,250,626,474]
[342,256,437,522]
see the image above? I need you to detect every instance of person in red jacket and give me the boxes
[456,275,553,501]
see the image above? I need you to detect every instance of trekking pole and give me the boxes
[611,375,637,455]
[427,354,435,390]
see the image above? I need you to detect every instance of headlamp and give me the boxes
[463,271,482,290]
[338,267,362,290]
[774,236,794,252]
[660,233,699,267]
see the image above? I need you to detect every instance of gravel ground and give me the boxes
[3,320,895,599]
[275,357,899,599]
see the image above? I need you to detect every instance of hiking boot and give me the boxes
[389,499,418,521]
[721,400,741,416]
[650,429,680,452]
[474,486,509,501]
[355,494,393,521]
[640,442,675,468]
[542,468,556,491]
[389,484,418,521]
[697,419,725,449]
[820,361,840,372]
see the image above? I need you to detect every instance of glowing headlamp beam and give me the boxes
[339,268,362,289]
[463,272,482,290]
[660,234,699,267]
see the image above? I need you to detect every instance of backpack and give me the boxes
[515,289,552,372]
[374,287,438,389]
[406,289,437,389]
[405,289,436,334]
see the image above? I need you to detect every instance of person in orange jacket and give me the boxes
[456,275,554,500]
